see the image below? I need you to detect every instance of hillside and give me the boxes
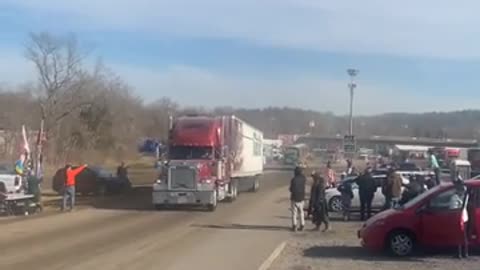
[212,107,480,139]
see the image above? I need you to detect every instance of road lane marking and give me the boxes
[258,241,286,270]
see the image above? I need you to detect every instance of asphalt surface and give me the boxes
[0,171,294,270]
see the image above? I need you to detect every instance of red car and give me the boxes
[358,180,480,256]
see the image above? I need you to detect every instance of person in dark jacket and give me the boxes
[290,166,307,232]
[356,168,377,221]
[117,162,128,179]
[308,172,330,231]
[26,169,43,212]
[337,180,354,221]
[382,168,394,210]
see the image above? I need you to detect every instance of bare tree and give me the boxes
[25,32,92,134]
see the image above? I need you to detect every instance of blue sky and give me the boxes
[1,0,480,115]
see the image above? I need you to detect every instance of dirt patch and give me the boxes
[271,214,480,270]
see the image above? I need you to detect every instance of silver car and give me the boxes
[325,174,410,213]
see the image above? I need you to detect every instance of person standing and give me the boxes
[62,164,88,212]
[391,170,403,208]
[337,179,354,221]
[26,169,43,212]
[356,168,377,221]
[382,169,394,210]
[289,166,306,232]
[309,172,330,231]
[428,150,441,185]
[450,179,469,258]
[117,162,128,178]
[346,159,353,175]
[325,161,336,188]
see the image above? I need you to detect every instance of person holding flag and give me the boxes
[450,178,470,259]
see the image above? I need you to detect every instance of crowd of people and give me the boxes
[1,153,130,214]
[289,153,471,259]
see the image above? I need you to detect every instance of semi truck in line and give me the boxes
[152,115,264,211]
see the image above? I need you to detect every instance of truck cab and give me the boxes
[152,115,263,211]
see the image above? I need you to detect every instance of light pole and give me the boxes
[347,68,359,135]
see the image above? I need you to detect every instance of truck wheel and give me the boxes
[248,177,260,192]
[226,180,238,202]
[207,190,218,211]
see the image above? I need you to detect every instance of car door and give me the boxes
[468,186,480,245]
[419,187,465,247]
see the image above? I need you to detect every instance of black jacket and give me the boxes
[290,174,306,202]
[337,181,354,199]
[356,174,377,197]
[309,182,326,210]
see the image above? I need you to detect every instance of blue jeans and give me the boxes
[62,186,75,211]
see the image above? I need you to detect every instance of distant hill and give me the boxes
[211,107,480,140]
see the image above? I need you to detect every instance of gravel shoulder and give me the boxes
[270,213,480,270]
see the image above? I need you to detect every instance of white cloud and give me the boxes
[0,47,476,115]
[6,0,480,59]
[111,62,478,115]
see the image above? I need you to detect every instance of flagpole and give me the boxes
[35,120,45,178]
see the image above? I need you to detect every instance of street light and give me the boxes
[347,68,359,136]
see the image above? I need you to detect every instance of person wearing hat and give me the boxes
[289,166,307,232]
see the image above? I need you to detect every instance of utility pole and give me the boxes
[347,68,359,135]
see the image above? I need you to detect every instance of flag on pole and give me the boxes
[22,125,30,154]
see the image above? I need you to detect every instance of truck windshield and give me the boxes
[285,148,299,157]
[169,146,213,160]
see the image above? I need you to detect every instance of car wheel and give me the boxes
[388,230,415,257]
[328,196,343,213]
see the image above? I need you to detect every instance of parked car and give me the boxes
[358,180,480,257]
[326,174,409,213]
[52,166,131,196]
[398,162,421,172]
[0,164,22,193]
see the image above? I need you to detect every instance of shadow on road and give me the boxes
[41,186,156,212]
[303,245,422,262]
[192,223,291,232]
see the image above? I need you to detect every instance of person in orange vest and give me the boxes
[62,164,88,211]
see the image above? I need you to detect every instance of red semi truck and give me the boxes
[152,115,264,211]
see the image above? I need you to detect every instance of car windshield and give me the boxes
[284,148,299,157]
[91,167,111,177]
[0,164,14,174]
[402,184,444,209]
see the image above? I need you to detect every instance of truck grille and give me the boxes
[169,166,196,190]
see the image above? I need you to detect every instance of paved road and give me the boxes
[0,171,293,270]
